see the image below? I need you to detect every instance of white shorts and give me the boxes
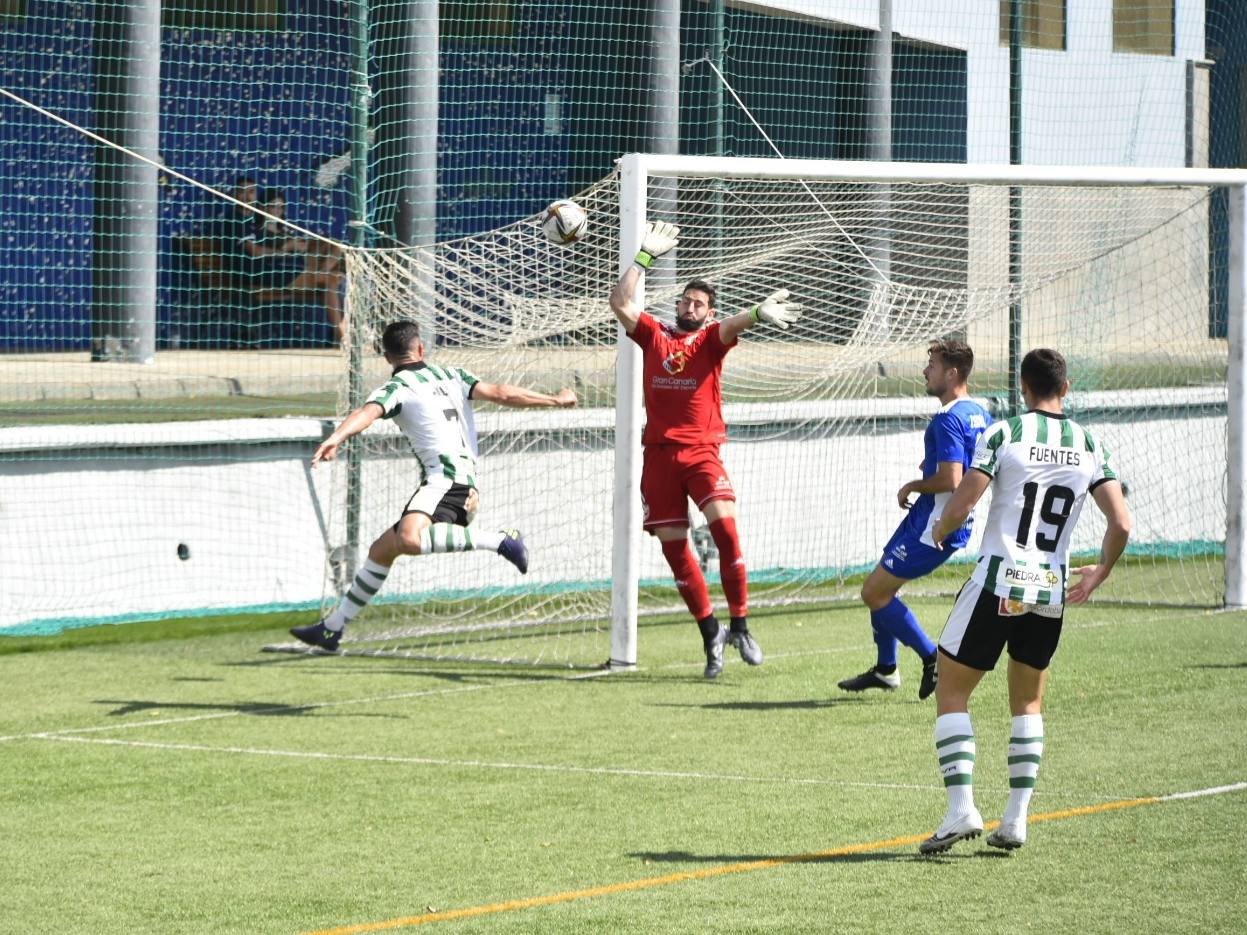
[402,476,477,526]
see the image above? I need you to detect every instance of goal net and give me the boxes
[285,155,1241,667]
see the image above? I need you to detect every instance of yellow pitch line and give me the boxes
[298,794,1165,935]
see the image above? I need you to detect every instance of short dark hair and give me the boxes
[233,175,257,191]
[382,320,422,356]
[928,339,974,381]
[1020,348,1067,399]
[682,278,717,309]
[257,188,283,205]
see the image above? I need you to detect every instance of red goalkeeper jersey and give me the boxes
[628,312,736,445]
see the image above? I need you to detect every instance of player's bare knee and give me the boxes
[389,523,425,556]
[860,579,893,610]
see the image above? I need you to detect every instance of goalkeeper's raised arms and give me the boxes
[749,289,803,330]
[633,221,680,270]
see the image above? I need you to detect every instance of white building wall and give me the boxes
[744,0,1204,166]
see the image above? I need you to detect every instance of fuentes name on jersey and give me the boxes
[970,411,1118,606]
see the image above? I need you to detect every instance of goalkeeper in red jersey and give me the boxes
[609,221,801,678]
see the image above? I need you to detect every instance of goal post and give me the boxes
[606,152,1247,662]
[1227,183,1247,609]
[609,159,648,669]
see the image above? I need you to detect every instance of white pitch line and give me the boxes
[36,733,945,793]
[0,676,552,743]
[29,732,1170,804]
[1161,781,1247,801]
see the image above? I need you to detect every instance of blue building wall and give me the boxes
[0,1,573,350]
[0,1,969,352]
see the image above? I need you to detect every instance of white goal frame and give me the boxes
[608,153,1247,669]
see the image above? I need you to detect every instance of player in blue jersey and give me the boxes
[838,340,992,700]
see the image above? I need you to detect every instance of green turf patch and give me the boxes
[1,599,1244,934]
[0,393,336,427]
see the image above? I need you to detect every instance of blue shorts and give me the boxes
[878,524,956,580]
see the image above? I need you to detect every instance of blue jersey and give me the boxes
[903,398,993,550]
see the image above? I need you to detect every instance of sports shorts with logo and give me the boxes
[640,443,736,530]
[401,476,477,526]
[879,523,956,580]
[938,578,1064,671]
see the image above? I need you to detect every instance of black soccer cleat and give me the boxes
[497,529,529,574]
[289,620,342,652]
[919,657,939,700]
[837,667,900,692]
[918,810,984,855]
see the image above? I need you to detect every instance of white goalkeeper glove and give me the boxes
[633,221,680,270]
[749,289,802,330]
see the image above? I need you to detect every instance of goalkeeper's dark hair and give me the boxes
[683,278,717,309]
[928,339,974,382]
[1020,347,1068,399]
[382,320,422,356]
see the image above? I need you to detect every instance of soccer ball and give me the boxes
[542,199,587,244]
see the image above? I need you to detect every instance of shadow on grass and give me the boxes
[629,847,1010,865]
[93,698,404,718]
[650,697,865,711]
[225,656,580,684]
[1186,662,1247,669]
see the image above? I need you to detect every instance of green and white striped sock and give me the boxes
[935,712,976,816]
[326,558,391,630]
[418,524,502,554]
[1003,714,1044,827]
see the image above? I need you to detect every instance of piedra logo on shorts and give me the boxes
[662,350,688,375]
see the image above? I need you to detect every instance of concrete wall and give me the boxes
[1,397,1226,632]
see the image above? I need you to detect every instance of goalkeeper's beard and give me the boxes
[675,313,704,333]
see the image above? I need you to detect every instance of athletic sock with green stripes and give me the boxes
[418,524,503,554]
[935,712,977,816]
[1002,714,1044,827]
[325,558,391,630]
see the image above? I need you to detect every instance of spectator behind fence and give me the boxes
[207,175,260,296]
[241,188,346,345]
[204,178,345,346]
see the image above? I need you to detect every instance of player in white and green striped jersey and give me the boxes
[916,348,1131,855]
[289,320,577,653]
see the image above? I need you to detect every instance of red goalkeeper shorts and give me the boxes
[640,443,736,531]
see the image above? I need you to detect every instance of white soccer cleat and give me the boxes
[918,809,984,855]
[986,822,1027,851]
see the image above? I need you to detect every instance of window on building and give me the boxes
[999,0,1066,52]
[1113,0,1174,56]
[442,2,515,41]
[163,1,285,31]
[0,0,27,25]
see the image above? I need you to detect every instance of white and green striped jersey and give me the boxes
[969,409,1119,605]
[365,362,481,486]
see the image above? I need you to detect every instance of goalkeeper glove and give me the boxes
[749,289,803,330]
[634,221,680,270]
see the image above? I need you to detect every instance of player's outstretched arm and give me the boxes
[930,468,991,549]
[473,382,577,409]
[1067,480,1132,604]
[312,402,383,467]
[897,460,963,510]
[719,289,803,345]
[609,221,679,335]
